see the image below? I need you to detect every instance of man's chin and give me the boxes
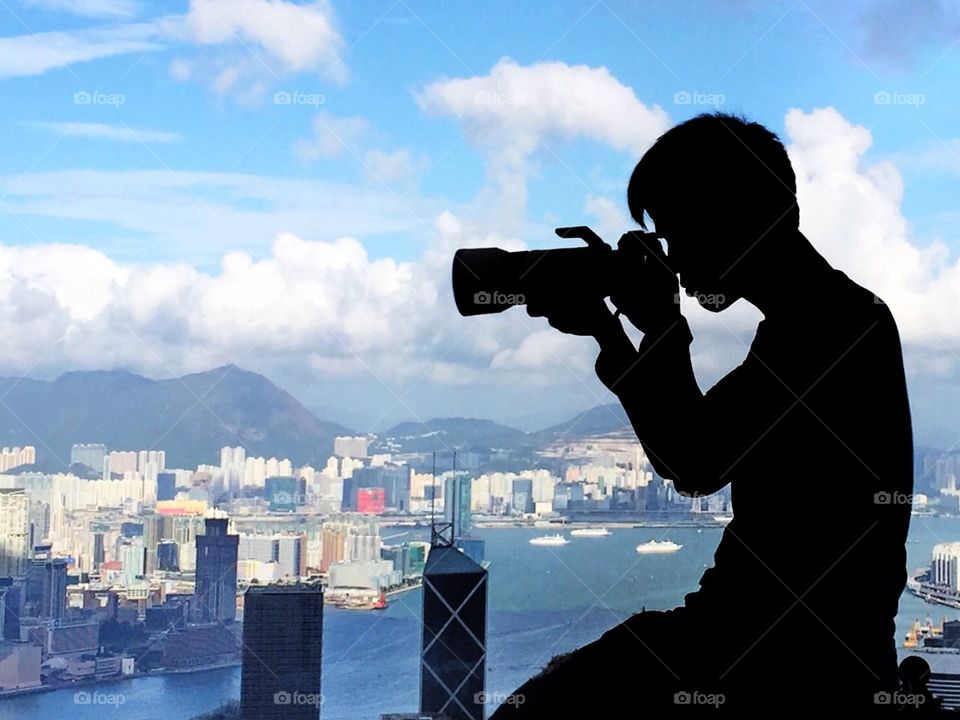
[695,291,739,312]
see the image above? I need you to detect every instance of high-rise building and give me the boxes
[238,534,306,579]
[0,446,34,471]
[356,487,385,514]
[91,532,105,568]
[195,517,239,624]
[157,540,179,572]
[511,478,534,514]
[107,450,138,474]
[137,449,165,473]
[157,472,177,502]
[240,583,323,720]
[119,539,145,587]
[444,474,472,535]
[320,526,347,574]
[0,490,30,577]
[40,558,66,621]
[420,545,487,720]
[265,476,301,512]
[343,464,410,511]
[334,436,368,459]
[70,443,106,471]
[0,578,21,640]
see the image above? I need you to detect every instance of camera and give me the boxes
[451,226,663,316]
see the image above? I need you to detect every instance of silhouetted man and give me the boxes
[491,113,913,717]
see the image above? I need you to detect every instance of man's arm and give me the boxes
[593,315,733,497]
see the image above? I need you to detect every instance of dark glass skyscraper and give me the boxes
[194,517,238,624]
[420,545,487,720]
[241,582,324,720]
[40,558,67,621]
[157,472,177,501]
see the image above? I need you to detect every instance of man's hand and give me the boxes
[526,294,622,341]
[610,231,682,336]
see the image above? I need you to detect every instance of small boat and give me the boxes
[530,533,569,546]
[636,540,682,554]
[570,527,611,537]
[334,589,388,610]
[713,515,733,526]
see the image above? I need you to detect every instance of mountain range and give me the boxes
[0,365,631,471]
[0,365,351,470]
[0,365,942,484]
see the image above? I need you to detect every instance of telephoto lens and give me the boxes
[451,226,657,317]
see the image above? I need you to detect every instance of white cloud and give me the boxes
[27,121,180,144]
[785,107,960,348]
[294,111,370,161]
[417,58,671,220]
[23,0,140,18]
[168,57,193,81]
[0,169,453,266]
[21,0,139,18]
[0,20,165,77]
[364,148,419,185]
[184,0,347,81]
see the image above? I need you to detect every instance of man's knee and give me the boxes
[489,610,686,717]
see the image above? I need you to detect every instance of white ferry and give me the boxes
[713,515,733,526]
[636,539,682,554]
[529,534,570,546]
[570,527,611,537]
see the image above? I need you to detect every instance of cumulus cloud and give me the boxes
[0,233,433,379]
[786,107,960,347]
[417,58,671,221]
[183,0,347,84]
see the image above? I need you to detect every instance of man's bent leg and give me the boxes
[489,608,692,718]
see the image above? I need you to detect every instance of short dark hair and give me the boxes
[627,112,799,236]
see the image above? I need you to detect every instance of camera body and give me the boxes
[451,227,660,317]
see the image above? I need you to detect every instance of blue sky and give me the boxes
[1,0,959,448]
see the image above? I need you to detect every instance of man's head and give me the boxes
[627,112,799,312]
